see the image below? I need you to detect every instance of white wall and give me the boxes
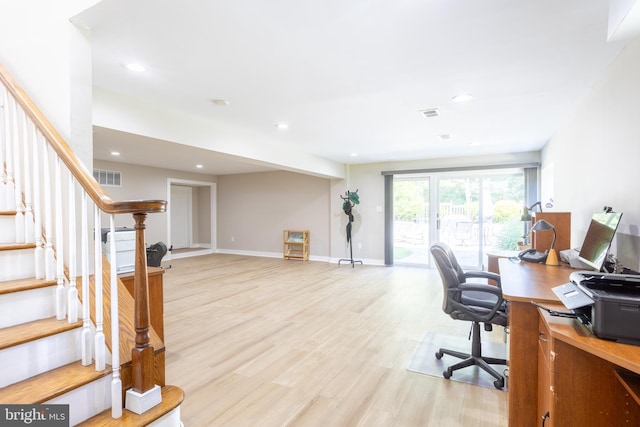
[0,0,98,166]
[94,159,216,246]
[542,38,640,270]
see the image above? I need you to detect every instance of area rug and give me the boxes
[407,332,508,389]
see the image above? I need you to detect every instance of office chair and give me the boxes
[429,242,507,389]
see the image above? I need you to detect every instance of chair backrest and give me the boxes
[430,242,466,313]
[146,241,168,267]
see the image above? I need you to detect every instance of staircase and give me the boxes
[0,65,184,425]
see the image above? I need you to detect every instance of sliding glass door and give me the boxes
[393,169,525,269]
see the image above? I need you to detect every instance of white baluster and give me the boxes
[109,215,122,419]
[81,192,93,366]
[5,97,16,228]
[67,175,78,323]
[54,157,65,320]
[11,99,24,243]
[0,87,7,211]
[32,130,44,279]
[22,118,34,244]
[42,144,55,281]
[94,208,106,371]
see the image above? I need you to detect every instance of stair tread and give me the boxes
[0,243,36,251]
[0,277,57,295]
[78,385,185,426]
[0,360,111,404]
[0,316,82,351]
[0,211,17,215]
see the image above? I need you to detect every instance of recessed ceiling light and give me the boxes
[275,123,289,129]
[125,63,146,72]
[350,153,358,157]
[110,151,120,156]
[211,99,230,106]
[451,94,473,103]
[196,164,203,169]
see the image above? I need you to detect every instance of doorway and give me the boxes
[167,178,217,259]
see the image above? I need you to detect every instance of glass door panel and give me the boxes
[438,176,481,268]
[393,177,430,266]
[438,172,525,269]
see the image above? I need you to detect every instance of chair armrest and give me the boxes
[464,270,501,287]
[449,282,504,322]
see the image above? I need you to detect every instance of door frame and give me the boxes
[166,178,217,260]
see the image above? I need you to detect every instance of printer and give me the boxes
[552,271,640,344]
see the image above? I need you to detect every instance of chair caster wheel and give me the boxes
[493,377,505,389]
[435,351,443,360]
[443,369,452,379]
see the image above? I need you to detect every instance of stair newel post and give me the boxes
[22,118,34,244]
[54,157,66,320]
[42,143,55,281]
[67,175,78,323]
[125,211,162,414]
[32,130,44,279]
[81,191,93,366]
[94,207,106,371]
[108,215,122,419]
[10,98,24,244]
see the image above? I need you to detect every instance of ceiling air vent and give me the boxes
[93,169,122,187]
[419,108,439,118]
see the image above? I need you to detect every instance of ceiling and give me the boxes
[78,0,629,176]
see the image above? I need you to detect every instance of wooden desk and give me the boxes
[499,259,571,427]
[487,250,519,275]
[119,267,166,341]
[500,259,640,426]
[540,311,640,426]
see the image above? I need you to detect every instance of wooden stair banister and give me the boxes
[0,63,165,215]
[0,62,167,415]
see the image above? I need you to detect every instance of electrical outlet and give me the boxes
[231,236,235,242]
[357,243,362,249]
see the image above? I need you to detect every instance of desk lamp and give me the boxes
[520,201,543,245]
[531,219,559,266]
[520,201,543,222]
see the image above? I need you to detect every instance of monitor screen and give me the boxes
[578,212,623,271]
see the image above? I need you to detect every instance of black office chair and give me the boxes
[429,242,507,389]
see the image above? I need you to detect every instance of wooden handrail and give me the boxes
[0,63,166,214]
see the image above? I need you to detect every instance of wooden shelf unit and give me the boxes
[531,212,571,253]
[283,230,309,261]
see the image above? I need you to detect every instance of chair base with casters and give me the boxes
[435,320,506,389]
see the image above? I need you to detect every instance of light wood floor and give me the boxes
[163,254,508,426]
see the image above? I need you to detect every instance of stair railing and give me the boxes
[0,63,166,419]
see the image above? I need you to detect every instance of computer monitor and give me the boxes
[578,211,623,271]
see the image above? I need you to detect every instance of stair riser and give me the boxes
[46,374,112,426]
[0,248,35,281]
[0,286,56,328]
[149,407,183,427]
[0,216,15,243]
[0,328,82,388]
